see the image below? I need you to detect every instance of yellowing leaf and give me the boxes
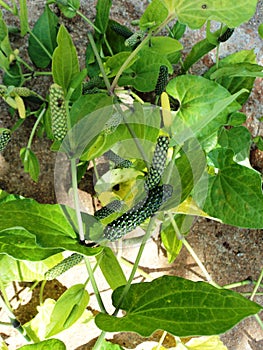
[4,96,17,109]
[173,197,221,221]
[185,336,228,350]
[15,94,26,118]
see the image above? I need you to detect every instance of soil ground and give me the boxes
[0,1,262,349]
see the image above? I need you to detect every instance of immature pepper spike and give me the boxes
[49,83,68,141]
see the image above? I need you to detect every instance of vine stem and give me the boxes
[113,215,157,315]
[23,107,46,163]
[70,158,85,242]
[250,267,263,301]
[110,31,153,93]
[87,32,112,94]
[167,212,220,288]
[84,258,107,314]
[93,216,157,350]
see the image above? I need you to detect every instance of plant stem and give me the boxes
[76,10,102,34]
[0,0,16,13]
[70,158,85,241]
[26,108,46,150]
[250,268,263,301]
[119,256,154,280]
[84,258,107,313]
[254,314,263,330]
[113,215,157,315]
[167,212,219,287]
[156,331,167,350]
[87,32,112,94]
[39,280,46,305]
[92,330,107,350]
[23,107,45,163]
[110,31,152,93]
[0,284,31,342]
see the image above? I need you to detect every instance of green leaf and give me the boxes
[204,50,258,104]
[140,0,169,30]
[163,138,206,209]
[18,339,66,350]
[0,227,60,260]
[202,164,263,228]
[57,0,80,18]
[259,23,263,39]
[218,126,251,161]
[174,0,258,29]
[3,61,23,86]
[94,0,112,34]
[0,199,102,259]
[182,38,216,73]
[166,75,242,147]
[97,247,127,290]
[45,284,89,337]
[20,148,40,182]
[0,253,64,283]
[170,20,186,40]
[52,24,80,92]
[141,36,182,56]
[28,5,59,68]
[161,215,186,263]
[70,93,114,126]
[210,63,263,79]
[95,275,262,336]
[119,52,172,92]
[227,111,247,126]
[0,12,12,71]
[104,52,137,78]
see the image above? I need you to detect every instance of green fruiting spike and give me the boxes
[110,20,134,39]
[104,150,133,168]
[44,253,84,280]
[0,129,11,152]
[95,199,124,220]
[104,112,122,135]
[145,136,170,191]
[12,87,33,97]
[82,77,105,94]
[125,30,145,47]
[103,184,173,241]
[155,65,169,95]
[218,28,235,43]
[49,83,68,141]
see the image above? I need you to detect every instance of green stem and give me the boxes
[223,279,262,290]
[119,256,154,280]
[39,280,46,305]
[70,158,85,241]
[16,56,34,72]
[113,215,157,315]
[250,268,263,301]
[167,212,219,288]
[254,314,263,330]
[84,257,107,313]
[0,0,16,13]
[0,283,31,342]
[92,330,107,350]
[110,31,152,92]
[87,32,112,94]
[24,107,45,162]
[76,10,102,34]
[114,102,149,165]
